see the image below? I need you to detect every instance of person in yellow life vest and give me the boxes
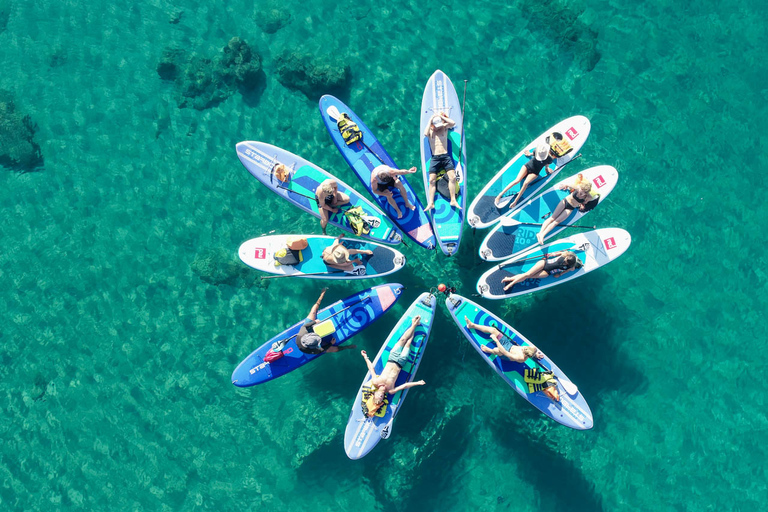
[321,235,372,273]
[464,317,544,363]
[359,316,426,418]
[315,179,350,235]
[370,165,417,219]
[424,111,459,211]
[536,176,594,245]
[292,288,357,355]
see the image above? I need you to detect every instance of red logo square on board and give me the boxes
[593,175,606,189]
[565,127,579,140]
[254,248,266,259]
[604,237,617,250]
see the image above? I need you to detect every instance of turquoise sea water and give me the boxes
[1,0,766,510]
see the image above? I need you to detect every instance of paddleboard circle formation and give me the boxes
[230,70,632,458]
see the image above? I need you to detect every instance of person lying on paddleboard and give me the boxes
[321,235,373,273]
[296,288,357,355]
[500,250,582,291]
[359,316,426,418]
[495,141,554,210]
[315,179,350,235]
[370,165,417,219]
[536,176,593,245]
[464,317,545,362]
[424,112,460,211]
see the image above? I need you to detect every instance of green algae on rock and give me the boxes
[274,50,350,99]
[0,90,43,172]
[157,38,263,110]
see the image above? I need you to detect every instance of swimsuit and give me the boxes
[523,154,554,176]
[542,256,574,276]
[388,343,411,368]
[429,153,455,174]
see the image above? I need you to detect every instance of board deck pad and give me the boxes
[445,294,593,430]
[319,95,436,250]
[420,70,467,256]
[231,284,404,387]
[236,141,402,245]
[344,292,437,459]
[239,235,406,279]
[468,116,591,229]
[479,166,618,261]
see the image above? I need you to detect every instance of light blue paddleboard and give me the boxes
[479,166,618,261]
[445,294,593,430]
[477,228,632,298]
[236,141,402,245]
[239,235,406,279]
[420,70,466,256]
[319,95,437,250]
[343,292,437,459]
[468,116,591,229]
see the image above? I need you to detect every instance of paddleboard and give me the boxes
[318,95,437,250]
[344,292,437,459]
[467,116,590,229]
[231,284,404,387]
[239,235,406,279]
[420,70,467,256]
[236,141,402,245]
[477,228,631,298]
[478,166,618,262]
[444,293,593,430]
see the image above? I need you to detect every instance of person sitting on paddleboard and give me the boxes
[315,179,350,235]
[296,288,356,355]
[495,142,555,210]
[536,177,593,245]
[424,112,460,211]
[321,235,373,273]
[464,317,545,362]
[500,250,583,291]
[370,165,417,219]
[359,315,426,418]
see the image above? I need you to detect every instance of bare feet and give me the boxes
[406,203,416,211]
[464,316,476,329]
[536,233,544,245]
[424,203,435,212]
[480,345,494,354]
[412,315,422,326]
[394,207,403,218]
[450,200,461,210]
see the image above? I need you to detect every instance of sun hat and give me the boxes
[331,246,350,264]
[535,142,550,161]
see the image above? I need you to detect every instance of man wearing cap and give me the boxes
[495,141,554,210]
[424,112,459,211]
[295,288,357,355]
[321,235,373,274]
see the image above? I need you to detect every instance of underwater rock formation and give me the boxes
[0,90,43,172]
[520,0,601,72]
[0,0,9,33]
[274,51,350,100]
[253,2,291,34]
[157,38,263,110]
[190,247,264,289]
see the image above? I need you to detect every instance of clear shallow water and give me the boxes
[1,0,766,510]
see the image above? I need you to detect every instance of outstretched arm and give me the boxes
[307,288,328,321]
[347,249,373,256]
[391,166,418,176]
[441,112,456,128]
[360,350,378,377]
[389,380,425,394]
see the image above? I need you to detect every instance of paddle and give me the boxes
[495,153,584,209]
[276,184,318,203]
[499,218,597,230]
[260,266,367,280]
[496,242,589,268]
[457,79,468,177]
[270,296,372,351]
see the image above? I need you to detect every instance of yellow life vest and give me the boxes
[361,384,388,418]
[337,113,363,145]
[548,132,573,158]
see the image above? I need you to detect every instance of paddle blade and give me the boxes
[327,105,341,121]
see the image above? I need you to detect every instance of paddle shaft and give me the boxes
[457,79,468,171]
[515,222,596,230]
[277,184,318,203]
